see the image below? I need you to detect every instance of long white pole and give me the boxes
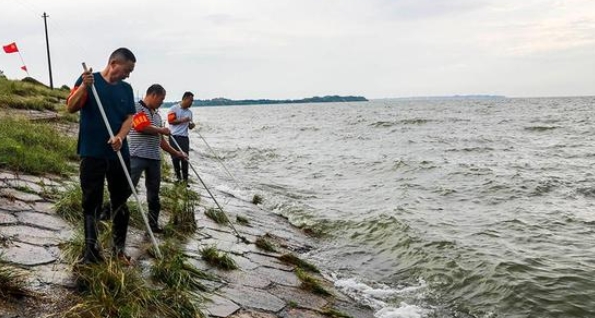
[82,63,161,258]
[169,135,247,242]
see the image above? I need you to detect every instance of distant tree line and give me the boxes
[163,95,368,107]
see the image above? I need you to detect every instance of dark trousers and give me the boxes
[80,156,132,258]
[169,135,189,181]
[130,157,161,229]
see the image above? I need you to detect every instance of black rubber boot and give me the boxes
[112,204,130,254]
[82,214,103,264]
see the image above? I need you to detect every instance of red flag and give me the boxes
[20,65,27,72]
[3,42,18,54]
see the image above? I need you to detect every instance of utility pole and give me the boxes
[42,12,54,89]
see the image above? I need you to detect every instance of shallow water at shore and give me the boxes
[179,97,595,317]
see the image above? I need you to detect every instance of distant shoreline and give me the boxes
[162,95,367,107]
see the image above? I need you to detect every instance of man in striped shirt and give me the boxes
[129,84,186,233]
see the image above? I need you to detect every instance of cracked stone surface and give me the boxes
[16,211,68,231]
[214,269,272,289]
[3,242,57,266]
[220,285,286,312]
[0,188,43,202]
[266,285,328,310]
[246,253,294,271]
[205,294,241,317]
[229,309,277,318]
[252,266,300,287]
[0,197,32,211]
[0,211,18,224]
[278,308,327,318]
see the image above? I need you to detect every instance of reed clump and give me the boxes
[278,253,320,273]
[204,207,229,224]
[200,245,237,270]
[295,268,331,296]
[255,236,277,252]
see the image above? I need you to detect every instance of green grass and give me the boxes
[236,215,249,225]
[204,207,229,224]
[0,76,68,111]
[278,253,320,273]
[200,245,238,270]
[252,194,263,205]
[54,184,84,224]
[295,268,331,296]
[0,116,77,175]
[255,236,277,252]
[150,240,211,291]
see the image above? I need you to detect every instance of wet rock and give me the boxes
[331,300,376,318]
[205,294,241,317]
[228,309,277,318]
[246,253,294,271]
[214,269,271,289]
[233,255,260,271]
[278,308,327,318]
[266,285,328,310]
[252,267,300,287]
[3,242,56,266]
[220,284,286,312]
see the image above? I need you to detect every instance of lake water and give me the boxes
[179,97,595,318]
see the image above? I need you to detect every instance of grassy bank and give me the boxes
[0,76,69,111]
[0,117,78,175]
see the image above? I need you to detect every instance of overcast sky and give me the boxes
[1,0,594,100]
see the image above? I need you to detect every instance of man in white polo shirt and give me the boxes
[167,91,195,183]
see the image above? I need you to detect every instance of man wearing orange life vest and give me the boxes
[129,84,187,233]
[167,92,195,183]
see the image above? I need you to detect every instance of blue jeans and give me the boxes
[131,157,162,228]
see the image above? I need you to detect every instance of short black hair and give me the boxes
[146,84,165,96]
[109,48,136,63]
[182,91,194,100]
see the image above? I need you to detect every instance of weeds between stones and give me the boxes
[236,215,250,225]
[295,268,331,296]
[0,255,35,299]
[255,236,277,252]
[150,239,211,291]
[204,207,229,225]
[200,245,238,270]
[251,194,263,205]
[278,253,320,273]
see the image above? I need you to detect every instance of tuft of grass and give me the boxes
[251,194,263,205]
[161,184,200,235]
[151,240,210,291]
[321,308,353,318]
[200,245,237,270]
[204,208,229,224]
[295,268,331,296]
[67,259,157,318]
[0,116,77,175]
[288,300,298,308]
[236,215,249,225]
[54,184,83,224]
[255,236,277,252]
[0,256,35,299]
[278,253,320,273]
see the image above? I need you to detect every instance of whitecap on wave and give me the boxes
[333,276,430,318]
